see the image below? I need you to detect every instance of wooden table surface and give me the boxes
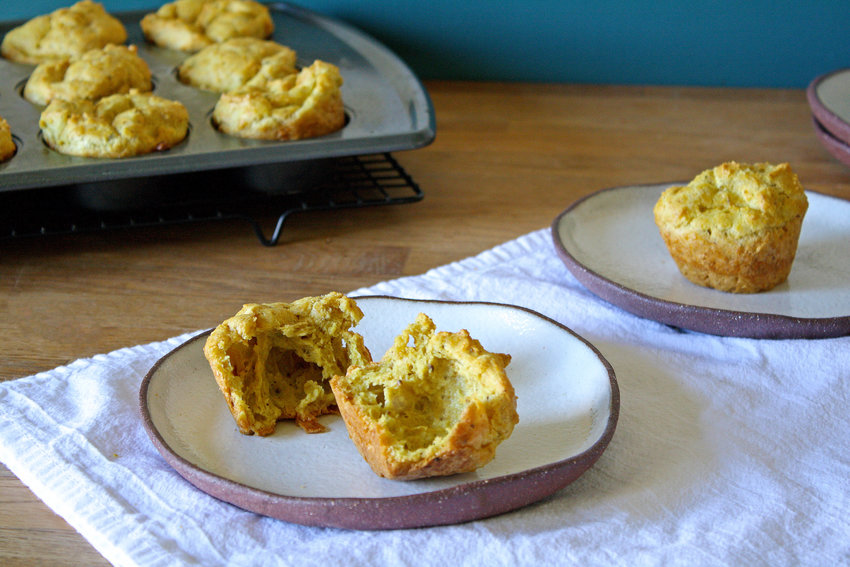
[2,81,849,565]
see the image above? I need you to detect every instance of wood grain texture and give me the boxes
[1,81,849,565]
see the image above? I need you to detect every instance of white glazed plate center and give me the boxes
[144,297,615,499]
[556,185,850,319]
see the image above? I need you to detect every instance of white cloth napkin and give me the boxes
[1,228,848,567]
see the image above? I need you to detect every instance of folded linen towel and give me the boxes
[1,228,848,566]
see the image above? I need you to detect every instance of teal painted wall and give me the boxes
[5,1,849,88]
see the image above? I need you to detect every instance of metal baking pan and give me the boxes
[0,2,436,194]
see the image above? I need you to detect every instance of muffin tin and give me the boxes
[0,2,436,193]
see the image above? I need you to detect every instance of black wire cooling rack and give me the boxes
[0,153,423,246]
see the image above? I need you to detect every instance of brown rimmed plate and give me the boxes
[552,184,850,339]
[139,296,618,530]
[807,68,850,147]
[812,117,850,170]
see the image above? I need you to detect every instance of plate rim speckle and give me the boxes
[551,184,850,339]
[139,296,619,530]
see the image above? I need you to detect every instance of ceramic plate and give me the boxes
[812,118,850,170]
[807,68,850,146]
[552,184,850,338]
[140,296,618,529]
